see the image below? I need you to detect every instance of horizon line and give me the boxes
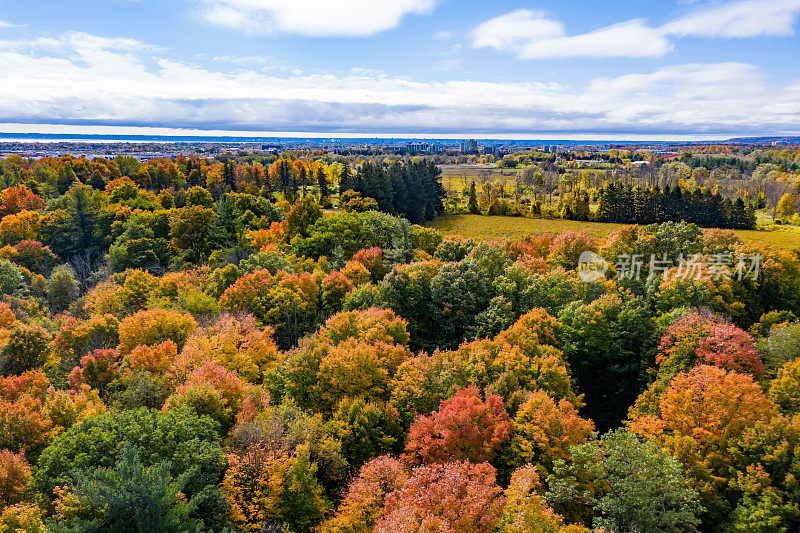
[2,123,798,143]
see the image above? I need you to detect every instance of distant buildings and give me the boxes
[261,144,282,155]
[459,139,478,154]
[406,141,441,153]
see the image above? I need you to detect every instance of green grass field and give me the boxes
[427,214,800,251]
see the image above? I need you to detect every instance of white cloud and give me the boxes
[519,19,672,59]
[194,0,437,37]
[473,0,800,59]
[471,9,564,52]
[433,30,452,40]
[0,30,798,135]
[662,0,800,38]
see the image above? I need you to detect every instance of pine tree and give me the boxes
[299,166,307,197]
[222,159,236,192]
[339,163,353,194]
[316,167,329,199]
[468,181,480,214]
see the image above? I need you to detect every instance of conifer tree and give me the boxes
[468,181,480,214]
[316,167,329,199]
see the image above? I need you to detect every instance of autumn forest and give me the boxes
[0,149,798,533]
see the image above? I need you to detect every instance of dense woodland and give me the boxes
[0,151,799,532]
[447,149,800,228]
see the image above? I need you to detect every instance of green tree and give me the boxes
[547,430,703,531]
[282,446,332,533]
[325,398,402,469]
[48,264,80,313]
[316,167,329,199]
[468,181,480,214]
[169,206,216,262]
[185,186,214,208]
[0,324,50,376]
[53,442,205,533]
[34,407,226,525]
[0,259,24,297]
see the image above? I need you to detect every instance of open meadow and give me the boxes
[428,213,800,251]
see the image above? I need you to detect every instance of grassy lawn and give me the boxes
[427,214,800,251]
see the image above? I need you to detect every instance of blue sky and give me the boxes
[0,0,799,139]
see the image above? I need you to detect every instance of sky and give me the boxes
[0,0,799,139]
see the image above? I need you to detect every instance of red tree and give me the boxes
[405,386,512,464]
[375,461,505,533]
[0,449,31,507]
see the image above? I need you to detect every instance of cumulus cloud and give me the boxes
[0,31,799,136]
[194,0,437,37]
[473,0,800,59]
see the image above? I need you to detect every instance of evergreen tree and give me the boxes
[339,163,354,194]
[316,167,329,199]
[468,181,480,214]
[222,159,236,192]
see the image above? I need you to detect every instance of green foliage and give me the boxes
[184,186,214,208]
[33,407,225,522]
[48,264,80,313]
[468,181,480,214]
[325,397,402,469]
[239,249,293,274]
[0,324,51,376]
[169,206,215,262]
[559,295,656,431]
[596,184,756,229]
[547,430,703,532]
[0,259,24,297]
[52,441,205,533]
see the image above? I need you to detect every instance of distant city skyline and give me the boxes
[0,0,799,138]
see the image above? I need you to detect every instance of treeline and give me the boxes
[595,183,757,229]
[340,160,446,223]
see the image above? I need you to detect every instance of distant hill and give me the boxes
[726,136,800,145]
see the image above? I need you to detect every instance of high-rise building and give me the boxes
[459,139,478,153]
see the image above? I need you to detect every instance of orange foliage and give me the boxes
[117,308,196,354]
[405,386,512,464]
[179,313,279,383]
[0,186,45,218]
[123,340,178,375]
[0,370,105,454]
[319,455,408,533]
[507,390,594,474]
[375,461,505,533]
[0,449,31,507]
